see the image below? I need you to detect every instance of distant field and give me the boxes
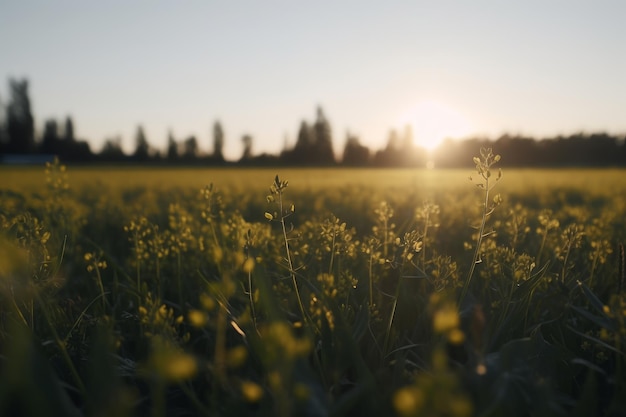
[3,165,626,195]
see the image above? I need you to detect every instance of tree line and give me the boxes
[2,77,626,167]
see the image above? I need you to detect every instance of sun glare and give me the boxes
[400,100,472,151]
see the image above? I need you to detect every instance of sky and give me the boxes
[1,1,626,160]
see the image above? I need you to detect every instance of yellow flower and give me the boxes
[188,310,207,327]
[393,386,424,417]
[227,345,248,368]
[243,258,255,273]
[447,328,465,345]
[161,353,197,382]
[241,381,264,403]
[433,304,460,334]
[200,294,216,311]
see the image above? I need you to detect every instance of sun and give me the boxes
[399,100,472,151]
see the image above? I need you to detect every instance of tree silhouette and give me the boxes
[100,137,125,161]
[240,134,253,161]
[401,125,414,153]
[37,115,93,161]
[398,125,427,166]
[40,119,60,155]
[373,129,399,166]
[166,130,178,161]
[288,120,314,163]
[183,136,199,160]
[341,132,370,165]
[5,78,35,153]
[64,116,75,142]
[66,139,92,162]
[280,107,336,165]
[3,77,626,167]
[132,125,150,161]
[372,126,426,167]
[0,93,7,151]
[312,106,335,164]
[212,120,225,162]
[432,138,484,168]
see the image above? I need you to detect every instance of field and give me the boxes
[1,149,626,416]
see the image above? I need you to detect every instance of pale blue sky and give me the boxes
[1,1,625,159]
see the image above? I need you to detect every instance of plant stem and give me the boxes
[421,214,428,272]
[176,252,183,308]
[460,175,490,305]
[560,240,572,284]
[383,276,403,356]
[368,252,374,308]
[328,231,336,276]
[94,265,106,310]
[34,290,86,396]
[245,239,258,331]
[536,229,549,266]
[277,189,307,323]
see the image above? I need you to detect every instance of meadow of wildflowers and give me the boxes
[1,150,626,416]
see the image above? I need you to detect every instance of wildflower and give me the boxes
[241,381,264,402]
[433,303,460,334]
[243,257,255,273]
[227,345,248,368]
[188,310,207,327]
[393,386,424,417]
[161,353,197,382]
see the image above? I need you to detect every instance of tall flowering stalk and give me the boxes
[265,176,307,324]
[459,148,502,305]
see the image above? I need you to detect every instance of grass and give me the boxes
[1,154,626,416]
[3,164,626,197]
